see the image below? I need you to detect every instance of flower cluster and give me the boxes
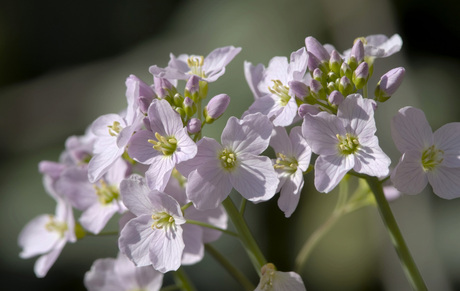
[18,33,460,291]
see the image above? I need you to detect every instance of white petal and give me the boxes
[391,106,433,153]
[278,171,304,217]
[390,151,428,195]
[18,215,60,259]
[180,224,204,265]
[149,226,185,273]
[337,94,376,139]
[302,112,345,156]
[427,166,460,199]
[186,165,233,210]
[314,154,354,193]
[80,203,119,234]
[127,130,159,165]
[34,240,66,278]
[119,215,155,267]
[244,61,265,98]
[353,137,390,178]
[290,126,312,171]
[145,156,175,191]
[230,154,279,203]
[433,122,460,168]
[270,126,293,155]
[148,99,183,137]
[272,97,297,127]
[176,137,221,178]
[120,175,155,216]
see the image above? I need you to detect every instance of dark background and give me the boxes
[1,0,460,290]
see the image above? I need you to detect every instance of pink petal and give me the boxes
[390,150,428,195]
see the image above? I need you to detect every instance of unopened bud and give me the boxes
[328,90,344,106]
[329,50,343,75]
[374,67,405,102]
[187,118,202,134]
[305,36,330,62]
[352,62,369,90]
[204,94,230,123]
[154,77,176,99]
[310,79,326,100]
[350,39,364,64]
[183,97,197,117]
[185,75,200,102]
[126,75,156,114]
[288,80,310,99]
[298,104,320,117]
[340,62,353,80]
[339,76,353,96]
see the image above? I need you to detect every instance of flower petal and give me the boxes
[427,166,460,199]
[390,150,428,195]
[433,122,460,168]
[314,154,354,193]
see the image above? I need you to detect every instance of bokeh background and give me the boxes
[1,0,460,290]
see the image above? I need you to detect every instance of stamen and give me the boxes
[151,212,176,231]
[93,179,119,205]
[45,216,68,238]
[187,56,206,78]
[337,133,360,155]
[268,80,291,106]
[274,152,298,174]
[108,121,122,136]
[148,132,178,156]
[219,148,237,170]
[421,145,444,172]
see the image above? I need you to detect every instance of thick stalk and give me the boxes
[366,176,427,291]
[222,197,267,274]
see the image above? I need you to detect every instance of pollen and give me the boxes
[148,132,178,156]
[108,121,122,136]
[336,133,360,155]
[268,79,291,106]
[274,152,298,174]
[93,179,119,205]
[151,212,176,231]
[421,145,444,172]
[45,216,68,238]
[219,148,237,170]
[187,55,207,78]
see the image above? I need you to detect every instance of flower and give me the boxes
[391,106,460,199]
[84,252,164,291]
[302,94,390,193]
[255,263,306,291]
[178,113,279,210]
[18,197,76,277]
[270,126,311,217]
[244,48,309,126]
[128,99,197,191]
[149,46,242,82]
[118,175,186,272]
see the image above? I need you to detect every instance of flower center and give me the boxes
[268,80,291,106]
[421,145,444,172]
[219,148,237,170]
[93,179,119,205]
[274,153,298,174]
[187,56,206,78]
[45,216,68,238]
[151,212,176,231]
[148,132,177,156]
[336,133,360,155]
[108,121,122,136]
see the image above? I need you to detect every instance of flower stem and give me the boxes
[205,244,255,291]
[222,197,267,274]
[365,176,427,291]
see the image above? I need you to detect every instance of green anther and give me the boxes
[219,148,237,170]
[187,56,207,78]
[148,132,177,156]
[274,153,298,174]
[151,212,176,230]
[268,79,291,106]
[108,121,122,136]
[94,180,119,205]
[45,216,68,238]
[421,145,444,172]
[337,133,360,155]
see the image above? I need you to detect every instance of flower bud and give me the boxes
[126,75,156,114]
[313,68,324,83]
[305,36,330,62]
[329,50,343,75]
[288,80,310,100]
[185,75,200,102]
[183,97,197,117]
[204,94,230,123]
[310,79,326,100]
[352,62,369,90]
[339,76,353,96]
[298,104,320,117]
[374,67,405,102]
[187,118,202,134]
[307,51,322,72]
[154,77,176,99]
[350,39,364,64]
[328,90,344,106]
[340,62,353,80]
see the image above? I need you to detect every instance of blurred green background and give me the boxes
[1,0,460,290]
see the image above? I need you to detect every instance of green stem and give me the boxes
[222,197,267,274]
[365,176,427,291]
[173,267,196,291]
[363,83,368,99]
[205,244,255,291]
[240,198,247,215]
[185,219,238,237]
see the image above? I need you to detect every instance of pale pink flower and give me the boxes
[255,263,306,291]
[302,94,390,193]
[391,106,460,199]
